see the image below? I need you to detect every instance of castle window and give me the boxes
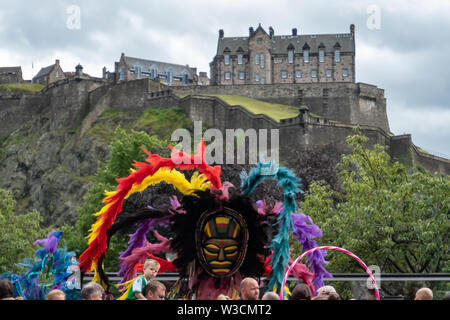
[343,69,349,77]
[238,54,243,65]
[150,68,156,79]
[119,67,125,81]
[311,70,317,78]
[296,70,302,78]
[288,50,294,64]
[261,77,265,84]
[224,55,230,65]
[281,70,288,79]
[261,53,265,68]
[319,49,325,63]
[167,70,173,85]
[257,37,263,44]
[326,69,332,77]
[239,71,245,80]
[225,72,231,80]
[135,65,142,79]
[55,71,59,78]
[255,54,260,65]
[255,74,259,82]
[335,50,341,62]
[303,50,309,63]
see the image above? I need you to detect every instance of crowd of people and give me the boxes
[0,259,448,301]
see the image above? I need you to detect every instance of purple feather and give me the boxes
[291,213,332,294]
[118,216,171,277]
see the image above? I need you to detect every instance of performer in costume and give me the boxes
[78,141,331,299]
[0,230,81,300]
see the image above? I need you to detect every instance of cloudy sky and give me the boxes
[1,0,449,158]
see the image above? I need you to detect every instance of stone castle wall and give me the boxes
[1,77,448,175]
[171,82,389,133]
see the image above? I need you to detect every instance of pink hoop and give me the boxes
[281,246,380,300]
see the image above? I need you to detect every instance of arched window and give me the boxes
[318,43,325,63]
[303,44,310,63]
[150,65,158,79]
[287,44,295,64]
[166,69,173,85]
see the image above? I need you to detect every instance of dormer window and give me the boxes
[134,65,142,79]
[334,42,341,62]
[287,44,295,64]
[166,69,173,85]
[304,50,309,63]
[335,49,341,62]
[319,48,325,63]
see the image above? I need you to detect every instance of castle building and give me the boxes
[198,72,210,86]
[210,24,355,85]
[33,59,66,85]
[114,53,198,86]
[0,66,24,84]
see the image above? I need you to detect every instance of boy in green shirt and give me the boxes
[126,258,160,300]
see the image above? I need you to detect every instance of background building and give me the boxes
[0,66,24,84]
[114,53,198,86]
[33,59,66,85]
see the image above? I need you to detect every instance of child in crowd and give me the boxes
[126,258,160,300]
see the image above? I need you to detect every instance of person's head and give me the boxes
[143,281,166,300]
[414,287,433,300]
[317,285,337,297]
[143,259,160,280]
[291,283,312,300]
[47,289,66,300]
[0,279,14,300]
[366,288,376,300]
[217,294,231,300]
[327,292,340,300]
[262,292,280,300]
[81,282,104,300]
[240,277,260,300]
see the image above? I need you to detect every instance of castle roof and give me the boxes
[122,56,195,79]
[34,64,55,79]
[217,32,354,55]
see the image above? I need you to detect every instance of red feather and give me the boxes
[78,140,221,273]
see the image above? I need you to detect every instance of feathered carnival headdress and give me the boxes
[78,141,331,299]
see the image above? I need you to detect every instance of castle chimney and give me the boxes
[219,29,224,39]
[55,59,60,66]
[249,27,254,36]
[269,26,274,38]
[350,24,355,38]
[292,28,297,36]
[75,64,83,78]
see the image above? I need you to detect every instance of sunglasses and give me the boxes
[158,295,166,299]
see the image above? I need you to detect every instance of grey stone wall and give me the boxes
[171,82,390,133]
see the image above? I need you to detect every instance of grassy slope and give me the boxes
[0,83,45,93]
[201,94,299,122]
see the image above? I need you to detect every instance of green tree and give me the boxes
[298,128,450,297]
[0,189,49,274]
[62,126,168,270]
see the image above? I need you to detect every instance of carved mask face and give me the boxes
[196,208,248,277]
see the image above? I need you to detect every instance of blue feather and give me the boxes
[241,158,304,298]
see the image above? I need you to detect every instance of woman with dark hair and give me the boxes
[291,283,312,300]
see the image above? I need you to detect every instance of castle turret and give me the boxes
[75,64,83,78]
